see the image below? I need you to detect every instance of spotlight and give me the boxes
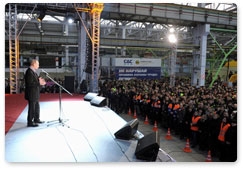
[168,34,177,43]
[66,14,74,24]
[67,17,74,24]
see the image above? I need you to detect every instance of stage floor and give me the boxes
[5,99,173,162]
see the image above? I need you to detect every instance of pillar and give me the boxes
[191,24,210,86]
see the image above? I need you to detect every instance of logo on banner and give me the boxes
[135,60,140,65]
[124,59,133,65]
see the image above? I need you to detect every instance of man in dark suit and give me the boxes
[24,59,46,127]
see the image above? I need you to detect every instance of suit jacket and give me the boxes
[24,68,40,101]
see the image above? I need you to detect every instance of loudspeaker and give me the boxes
[84,92,98,101]
[64,76,74,93]
[135,131,160,161]
[114,119,139,140]
[90,96,106,107]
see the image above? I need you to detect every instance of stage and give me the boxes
[5,95,174,162]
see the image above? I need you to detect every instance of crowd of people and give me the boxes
[99,77,237,162]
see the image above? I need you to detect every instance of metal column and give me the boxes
[65,46,69,68]
[169,44,177,86]
[191,24,210,87]
[121,24,126,56]
[77,12,87,90]
[8,4,19,94]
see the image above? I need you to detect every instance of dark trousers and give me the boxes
[27,100,40,124]
[191,130,199,147]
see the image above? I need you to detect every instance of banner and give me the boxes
[112,58,161,67]
[115,67,161,79]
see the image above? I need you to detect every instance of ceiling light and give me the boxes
[168,34,177,43]
[66,15,74,24]
[67,18,74,24]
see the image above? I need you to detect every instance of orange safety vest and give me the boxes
[168,103,173,109]
[173,104,180,110]
[190,116,201,131]
[153,100,161,108]
[143,99,150,104]
[218,123,231,142]
[134,94,141,101]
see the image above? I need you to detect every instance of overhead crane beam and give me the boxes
[102,3,237,30]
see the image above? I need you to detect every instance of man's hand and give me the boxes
[39,77,46,86]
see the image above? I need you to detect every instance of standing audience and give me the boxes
[100,77,237,161]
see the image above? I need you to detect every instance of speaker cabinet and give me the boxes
[84,92,98,101]
[90,96,106,107]
[64,76,74,93]
[114,119,139,140]
[135,131,160,161]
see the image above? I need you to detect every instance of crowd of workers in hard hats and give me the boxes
[99,77,237,162]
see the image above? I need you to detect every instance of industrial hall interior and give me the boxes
[5,3,237,163]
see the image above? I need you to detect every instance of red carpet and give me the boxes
[5,93,84,134]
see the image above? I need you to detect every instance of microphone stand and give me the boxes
[43,71,73,127]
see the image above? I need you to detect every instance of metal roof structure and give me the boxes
[5,3,237,58]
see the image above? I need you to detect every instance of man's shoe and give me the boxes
[34,120,45,124]
[27,123,39,127]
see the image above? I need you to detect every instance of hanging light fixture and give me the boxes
[37,8,46,22]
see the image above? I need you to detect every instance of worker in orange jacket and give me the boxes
[190,110,201,148]
[218,116,231,161]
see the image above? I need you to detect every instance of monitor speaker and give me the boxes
[64,76,74,93]
[114,119,139,140]
[135,131,160,161]
[84,92,98,101]
[90,96,106,107]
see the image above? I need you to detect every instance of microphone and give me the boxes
[41,69,49,75]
